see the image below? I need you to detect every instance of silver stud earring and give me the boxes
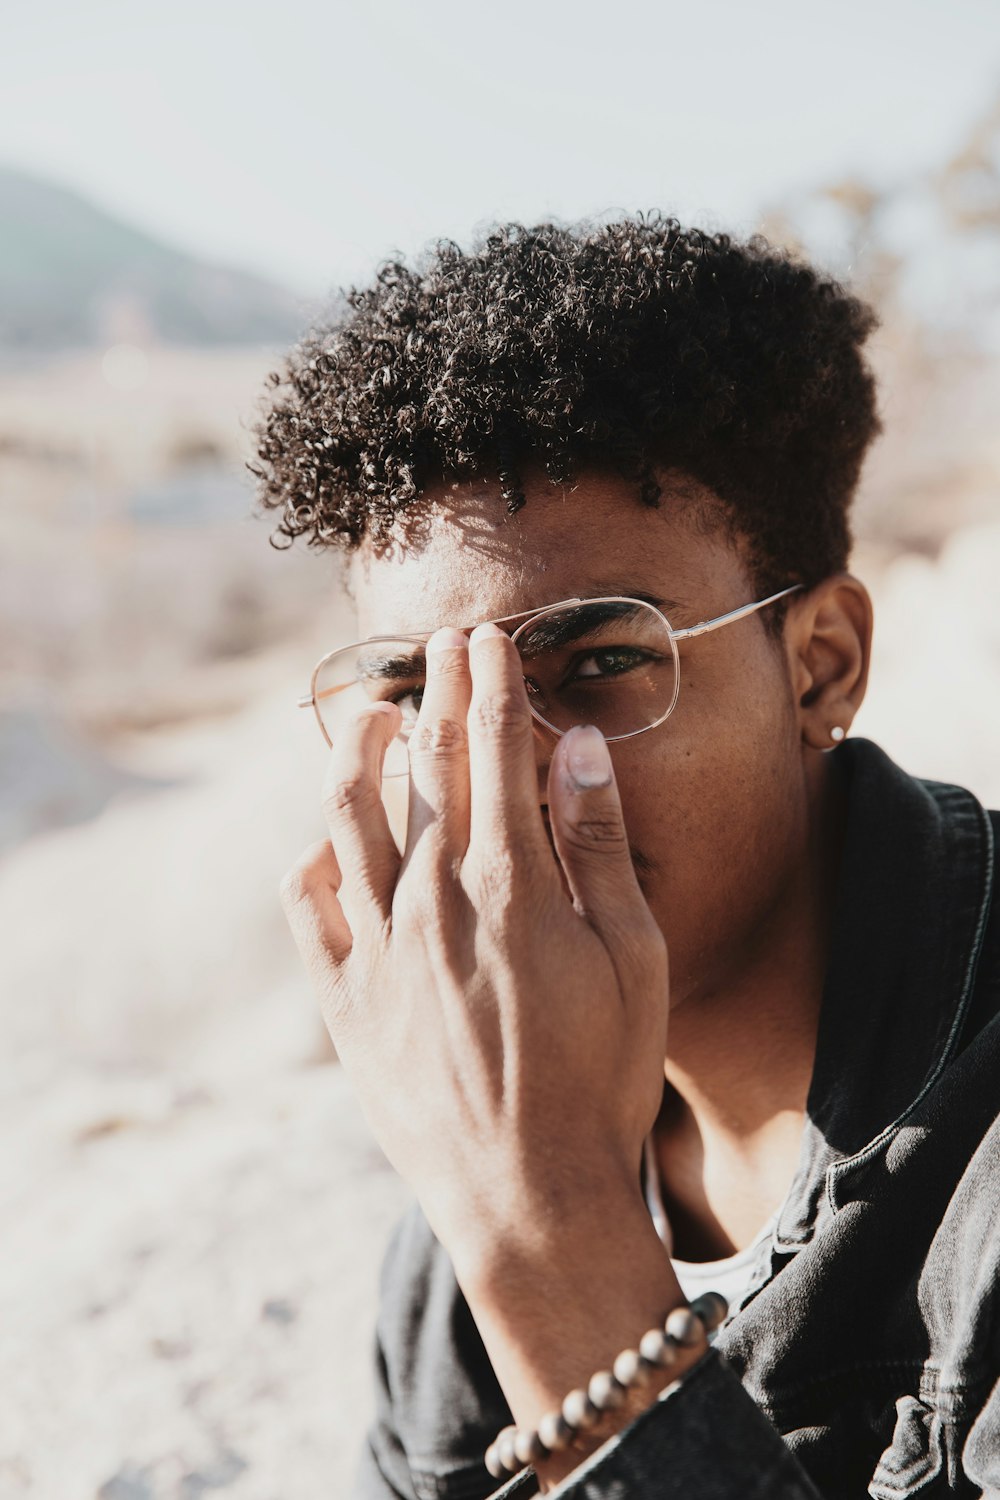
[830,726,846,743]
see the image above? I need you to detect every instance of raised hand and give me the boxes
[281,621,691,1482]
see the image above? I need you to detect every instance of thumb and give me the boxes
[549,726,670,1117]
[547,725,656,960]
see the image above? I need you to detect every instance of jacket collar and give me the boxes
[773,737,995,1251]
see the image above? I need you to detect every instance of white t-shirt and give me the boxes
[641,1133,782,1335]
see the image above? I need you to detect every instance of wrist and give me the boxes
[496,1337,715,1492]
[467,1201,714,1492]
[451,1167,656,1295]
[455,1190,691,1481]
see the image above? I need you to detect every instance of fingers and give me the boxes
[321,701,402,931]
[403,628,473,865]
[280,837,353,966]
[547,725,663,988]
[466,623,548,866]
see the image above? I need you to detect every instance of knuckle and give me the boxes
[399,875,460,933]
[428,647,470,680]
[322,774,381,821]
[562,817,629,854]
[470,848,527,913]
[278,867,310,911]
[408,715,469,759]
[472,692,529,742]
[278,850,324,910]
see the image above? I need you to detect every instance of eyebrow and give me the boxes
[515,598,661,657]
[355,649,426,683]
[587,585,685,615]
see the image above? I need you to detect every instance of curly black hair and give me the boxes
[251,213,881,598]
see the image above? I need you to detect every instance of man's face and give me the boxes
[349,468,810,1015]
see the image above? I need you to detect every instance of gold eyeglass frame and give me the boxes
[297,585,804,764]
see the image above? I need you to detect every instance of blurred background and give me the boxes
[2,2,999,1495]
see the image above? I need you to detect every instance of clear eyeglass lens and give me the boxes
[512,600,677,738]
[313,639,427,779]
[312,603,677,778]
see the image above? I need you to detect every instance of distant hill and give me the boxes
[0,165,308,349]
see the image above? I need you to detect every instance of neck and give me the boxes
[654,750,846,1258]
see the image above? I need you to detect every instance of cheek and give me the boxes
[610,650,801,931]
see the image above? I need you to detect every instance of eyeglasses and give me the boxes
[297,585,803,777]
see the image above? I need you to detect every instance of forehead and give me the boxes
[348,468,752,635]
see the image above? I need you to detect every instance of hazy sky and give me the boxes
[3,0,999,297]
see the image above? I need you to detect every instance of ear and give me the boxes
[785,574,873,751]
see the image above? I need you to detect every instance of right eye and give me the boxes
[386,684,424,727]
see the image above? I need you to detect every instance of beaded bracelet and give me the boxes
[484,1290,728,1480]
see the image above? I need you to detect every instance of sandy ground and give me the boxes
[851,522,1000,808]
[2,524,1000,1499]
[1,652,409,1500]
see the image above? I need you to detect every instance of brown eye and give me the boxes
[387,685,423,726]
[571,647,654,680]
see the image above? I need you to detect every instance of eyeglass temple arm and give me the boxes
[670,585,804,641]
[298,681,355,709]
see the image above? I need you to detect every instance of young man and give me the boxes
[253,217,1000,1498]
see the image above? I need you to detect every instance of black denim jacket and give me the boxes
[352,739,1000,1500]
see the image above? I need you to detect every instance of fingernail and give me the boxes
[470,622,506,644]
[427,627,469,656]
[566,725,612,789]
